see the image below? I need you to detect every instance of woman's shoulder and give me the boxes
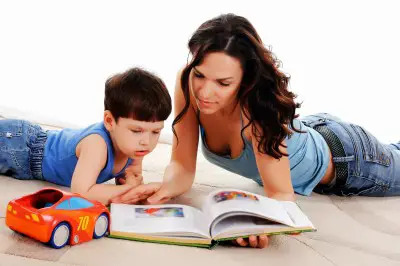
[174,66,186,89]
[174,66,198,113]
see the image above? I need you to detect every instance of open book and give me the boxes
[108,189,316,248]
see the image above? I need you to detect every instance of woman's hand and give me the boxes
[146,179,186,204]
[111,182,162,204]
[111,179,186,205]
[233,235,269,248]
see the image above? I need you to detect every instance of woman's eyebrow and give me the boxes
[194,67,233,81]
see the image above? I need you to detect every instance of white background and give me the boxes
[1,0,399,143]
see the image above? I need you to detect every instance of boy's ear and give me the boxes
[104,110,116,131]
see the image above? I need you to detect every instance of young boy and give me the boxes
[0,67,172,205]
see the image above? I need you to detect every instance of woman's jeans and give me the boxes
[301,113,400,196]
[0,119,47,180]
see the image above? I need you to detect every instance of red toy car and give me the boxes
[6,188,110,249]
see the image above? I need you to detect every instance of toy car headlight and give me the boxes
[31,214,40,222]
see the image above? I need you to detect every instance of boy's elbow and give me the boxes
[70,183,93,197]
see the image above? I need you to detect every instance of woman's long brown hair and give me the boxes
[173,14,301,159]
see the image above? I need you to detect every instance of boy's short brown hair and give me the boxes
[104,67,171,122]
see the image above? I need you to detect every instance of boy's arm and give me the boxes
[70,134,135,205]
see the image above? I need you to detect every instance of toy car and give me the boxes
[6,188,110,249]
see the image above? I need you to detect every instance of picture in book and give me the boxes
[213,191,259,203]
[135,207,185,218]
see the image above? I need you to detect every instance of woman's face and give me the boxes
[190,52,243,114]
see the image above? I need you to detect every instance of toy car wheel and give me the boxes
[49,222,70,249]
[93,213,109,239]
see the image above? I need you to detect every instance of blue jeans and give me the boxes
[301,113,400,196]
[0,119,47,180]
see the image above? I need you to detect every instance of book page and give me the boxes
[279,201,315,228]
[202,189,296,231]
[110,203,210,239]
[211,215,299,239]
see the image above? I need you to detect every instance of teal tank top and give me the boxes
[200,118,330,196]
[42,122,132,187]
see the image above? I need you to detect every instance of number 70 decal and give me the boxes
[78,216,90,231]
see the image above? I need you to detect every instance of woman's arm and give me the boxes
[249,123,296,201]
[148,70,200,202]
[231,122,295,249]
[70,134,135,205]
[110,70,202,205]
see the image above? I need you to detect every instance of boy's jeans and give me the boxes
[0,119,47,180]
[301,113,400,196]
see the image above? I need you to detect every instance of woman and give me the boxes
[113,14,400,248]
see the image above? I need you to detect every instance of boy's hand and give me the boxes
[111,182,162,204]
[115,165,143,187]
[125,164,144,186]
[233,235,269,248]
[124,173,143,187]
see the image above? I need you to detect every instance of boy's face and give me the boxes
[105,112,164,159]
